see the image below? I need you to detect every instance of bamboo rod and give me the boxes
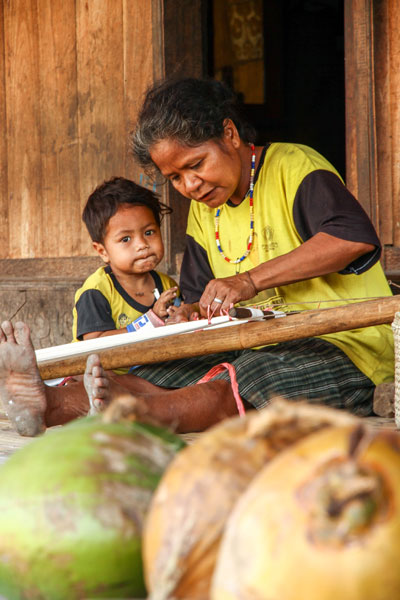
[38,296,400,380]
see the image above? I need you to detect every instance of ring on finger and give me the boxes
[214,297,223,304]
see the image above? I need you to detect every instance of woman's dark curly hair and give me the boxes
[131,78,256,172]
[82,176,172,243]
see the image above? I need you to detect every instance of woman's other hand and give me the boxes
[199,272,257,316]
[165,303,200,324]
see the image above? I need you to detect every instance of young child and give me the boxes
[72,177,180,354]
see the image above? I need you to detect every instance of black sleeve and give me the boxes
[293,169,381,275]
[75,289,116,340]
[179,234,215,303]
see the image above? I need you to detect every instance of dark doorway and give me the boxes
[207,0,346,177]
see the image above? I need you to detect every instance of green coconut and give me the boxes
[0,415,185,600]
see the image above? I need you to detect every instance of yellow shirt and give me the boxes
[185,143,394,385]
[72,265,179,341]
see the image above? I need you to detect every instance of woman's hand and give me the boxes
[199,272,257,317]
[165,303,200,324]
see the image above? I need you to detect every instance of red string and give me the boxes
[57,376,76,387]
[207,303,234,323]
[197,362,246,417]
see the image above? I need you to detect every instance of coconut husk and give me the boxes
[0,415,185,600]
[211,424,400,600]
[143,398,360,600]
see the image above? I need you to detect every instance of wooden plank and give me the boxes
[123,1,170,270]
[348,0,400,266]
[0,0,9,257]
[4,0,42,258]
[366,416,397,431]
[76,0,126,255]
[38,296,400,380]
[0,256,101,281]
[0,408,64,465]
[37,0,81,257]
[0,409,395,467]
[344,0,377,224]
[159,0,206,272]
[123,0,154,178]
[0,286,77,349]
[384,248,400,280]
[388,0,400,248]
[0,412,34,466]
[372,0,393,245]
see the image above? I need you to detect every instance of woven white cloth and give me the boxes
[391,312,400,427]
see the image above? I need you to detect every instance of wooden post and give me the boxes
[345,0,400,278]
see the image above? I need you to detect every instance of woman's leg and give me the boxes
[224,339,375,416]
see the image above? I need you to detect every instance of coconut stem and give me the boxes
[302,449,385,546]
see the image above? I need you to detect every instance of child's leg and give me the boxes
[84,353,240,432]
[0,321,241,435]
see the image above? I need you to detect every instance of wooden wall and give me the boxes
[0,0,155,261]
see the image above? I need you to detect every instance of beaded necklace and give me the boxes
[215,143,255,266]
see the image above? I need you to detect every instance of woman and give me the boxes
[130,77,394,417]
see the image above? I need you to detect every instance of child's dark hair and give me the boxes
[83,177,172,242]
[131,77,256,171]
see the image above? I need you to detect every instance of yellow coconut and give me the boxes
[211,424,400,600]
[143,399,359,600]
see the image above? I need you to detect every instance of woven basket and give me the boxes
[392,312,400,427]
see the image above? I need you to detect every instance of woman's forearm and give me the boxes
[248,233,376,292]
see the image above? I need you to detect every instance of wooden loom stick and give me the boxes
[38,296,400,380]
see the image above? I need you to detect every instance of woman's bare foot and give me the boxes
[0,321,46,436]
[83,354,112,415]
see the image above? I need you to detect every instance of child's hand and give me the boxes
[152,287,178,318]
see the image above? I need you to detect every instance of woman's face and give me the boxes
[149,121,245,208]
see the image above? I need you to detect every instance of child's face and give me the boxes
[93,204,164,276]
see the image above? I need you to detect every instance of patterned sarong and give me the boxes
[133,338,375,416]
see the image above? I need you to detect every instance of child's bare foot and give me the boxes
[0,321,46,436]
[84,354,151,422]
[83,354,112,415]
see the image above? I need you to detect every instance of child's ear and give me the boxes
[92,241,109,264]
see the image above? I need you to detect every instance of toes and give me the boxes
[89,397,107,416]
[1,321,16,344]
[92,365,105,379]
[14,322,33,348]
[92,378,109,399]
[85,354,101,374]
[93,398,105,411]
